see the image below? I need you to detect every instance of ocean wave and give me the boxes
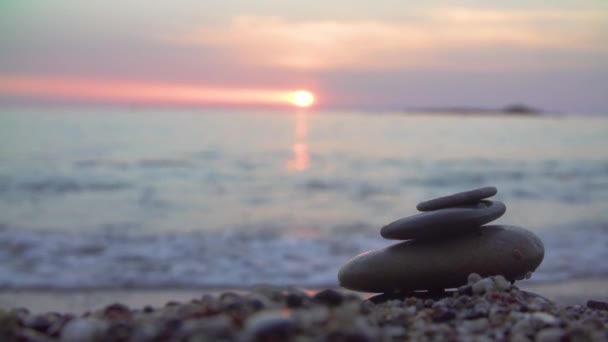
[0,177,132,196]
[0,227,380,289]
[0,224,606,289]
[75,158,194,169]
[2,158,606,202]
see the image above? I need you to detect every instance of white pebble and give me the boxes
[61,318,107,342]
[531,312,557,324]
[535,328,564,342]
[467,273,482,285]
[472,278,493,294]
[245,309,294,338]
[460,318,489,334]
[493,275,510,291]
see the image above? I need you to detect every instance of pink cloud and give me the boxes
[162,9,608,71]
[0,75,308,107]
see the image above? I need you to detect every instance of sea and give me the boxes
[1,107,607,289]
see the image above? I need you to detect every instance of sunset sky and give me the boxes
[1,1,607,113]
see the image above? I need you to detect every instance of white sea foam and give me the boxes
[0,224,606,289]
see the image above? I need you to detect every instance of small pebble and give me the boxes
[586,300,608,311]
[313,289,344,306]
[493,275,510,291]
[467,273,482,285]
[531,312,558,325]
[431,309,456,322]
[285,292,306,308]
[24,315,52,333]
[245,310,294,341]
[60,318,107,342]
[535,327,564,342]
[103,303,132,321]
[245,297,266,312]
[326,330,373,342]
[472,278,494,294]
[105,322,133,341]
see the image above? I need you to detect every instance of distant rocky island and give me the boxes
[406,104,543,116]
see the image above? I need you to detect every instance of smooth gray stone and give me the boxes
[381,200,506,240]
[417,186,498,211]
[338,225,544,293]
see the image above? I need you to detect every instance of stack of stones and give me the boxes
[338,186,545,294]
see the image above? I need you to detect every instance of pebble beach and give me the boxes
[2,112,608,341]
[2,275,607,341]
[4,1,608,339]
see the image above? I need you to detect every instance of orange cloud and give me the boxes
[0,75,302,107]
[163,9,608,71]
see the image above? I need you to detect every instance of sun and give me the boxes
[288,90,315,108]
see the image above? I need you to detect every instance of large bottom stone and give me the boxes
[338,225,544,293]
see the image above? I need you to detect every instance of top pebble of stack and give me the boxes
[416,186,498,211]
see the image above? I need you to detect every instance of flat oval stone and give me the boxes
[381,200,506,240]
[417,186,498,211]
[338,225,544,293]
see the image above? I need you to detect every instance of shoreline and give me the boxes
[2,275,606,340]
[2,278,607,314]
[518,277,608,305]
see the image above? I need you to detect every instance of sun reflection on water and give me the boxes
[286,112,310,171]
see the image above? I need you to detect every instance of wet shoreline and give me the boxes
[1,276,607,341]
[2,278,607,314]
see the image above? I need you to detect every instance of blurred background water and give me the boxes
[1,108,607,288]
